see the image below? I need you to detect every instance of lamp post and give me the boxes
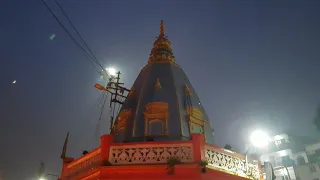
[39,174,59,180]
[245,130,271,178]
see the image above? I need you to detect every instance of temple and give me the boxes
[58,21,262,180]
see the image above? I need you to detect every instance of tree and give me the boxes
[314,105,320,131]
[224,144,232,150]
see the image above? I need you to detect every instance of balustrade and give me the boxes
[205,145,260,179]
[64,148,101,180]
[108,143,193,165]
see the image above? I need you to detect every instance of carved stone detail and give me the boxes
[205,146,260,179]
[186,107,208,134]
[109,144,193,165]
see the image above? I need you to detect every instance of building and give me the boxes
[294,142,320,180]
[259,134,320,180]
[58,21,262,180]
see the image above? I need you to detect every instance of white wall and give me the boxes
[294,163,320,180]
[273,166,296,180]
[306,142,320,155]
[260,149,293,167]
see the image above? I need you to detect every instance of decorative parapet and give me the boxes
[64,148,101,180]
[60,134,262,179]
[108,143,193,165]
[205,144,260,179]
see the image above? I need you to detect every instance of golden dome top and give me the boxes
[148,20,175,64]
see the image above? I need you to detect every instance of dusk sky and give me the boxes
[1,0,320,179]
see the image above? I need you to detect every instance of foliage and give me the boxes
[314,105,320,131]
[200,160,208,166]
[224,144,232,150]
[166,157,181,175]
[167,157,181,167]
[200,160,208,173]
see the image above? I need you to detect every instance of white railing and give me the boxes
[65,148,101,179]
[109,143,193,165]
[205,145,260,179]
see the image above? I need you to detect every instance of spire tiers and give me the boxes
[148,20,175,64]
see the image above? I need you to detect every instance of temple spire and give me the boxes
[160,20,165,36]
[148,20,175,64]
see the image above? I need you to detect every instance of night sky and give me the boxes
[1,0,320,179]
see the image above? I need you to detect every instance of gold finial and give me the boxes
[160,20,165,36]
[154,78,162,89]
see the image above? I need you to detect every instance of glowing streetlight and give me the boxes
[38,174,59,180]
[106,67,117,77]
[250,130,270,148]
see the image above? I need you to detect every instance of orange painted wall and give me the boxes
[60,134,261,180]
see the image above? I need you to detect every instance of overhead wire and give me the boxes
[39,0,108,77]
[53,0,105,71]
[40,0,124,147]
[78,91,105,150]
[93,92,109,139]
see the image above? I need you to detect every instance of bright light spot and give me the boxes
[106,67,117,76]
[12,80,16,84]
[39,178,46,180]
[278,150,288,157]
[250,130,270,148]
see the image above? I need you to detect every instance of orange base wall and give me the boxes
[80,164,249,180]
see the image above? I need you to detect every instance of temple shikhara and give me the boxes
[59,21,262,180]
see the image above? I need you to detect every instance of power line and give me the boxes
[39,0,107,76]
[93,92,109,139]
[53,0,105,70]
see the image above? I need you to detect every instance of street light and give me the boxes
[250,130,270,149]
[244,130,271,178]
[38,173,59,180]
[106,67,117,77]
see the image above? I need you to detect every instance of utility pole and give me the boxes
[94,71,129,133]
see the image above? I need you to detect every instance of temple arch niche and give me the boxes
[144,102,169,136]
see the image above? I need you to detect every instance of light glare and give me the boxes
[106,67,117,76]
[250,130,270,148]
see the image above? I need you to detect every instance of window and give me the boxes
[297,155,306,165]
[310,165,317,172]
